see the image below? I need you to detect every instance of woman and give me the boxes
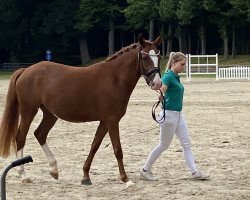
[140,52,210,181]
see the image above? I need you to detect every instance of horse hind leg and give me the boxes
[34,106,58,180]
[16,108,38,183]
[81,121,108,185]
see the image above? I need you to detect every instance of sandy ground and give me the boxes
[0,77,249,200]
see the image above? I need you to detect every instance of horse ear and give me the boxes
[138,33,146,47]
[153,36,161,46]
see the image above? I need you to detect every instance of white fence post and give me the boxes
[185,54,189,81]
[216,53,218,81]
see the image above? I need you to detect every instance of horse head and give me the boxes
[138,33,162,90]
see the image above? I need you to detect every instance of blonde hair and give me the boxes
[165,52,186,72]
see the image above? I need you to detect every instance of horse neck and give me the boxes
[110,51,141,95]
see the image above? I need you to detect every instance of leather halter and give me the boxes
[137,47,165,123]
[137,47,161,86]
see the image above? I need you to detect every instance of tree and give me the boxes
[75,0,122,64]
[124,0,159,41]
[204,0,248,58]
[158,0,179,56]
[177,0,208,55]
[0,0,29,62]
[228,0,248,57]
[0,0,81,64]
[204,0,230,58]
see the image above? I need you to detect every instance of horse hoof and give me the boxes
[126,180,135,189]
[81,179,92,185]
[50,171,59,180]
[21,177,32,183]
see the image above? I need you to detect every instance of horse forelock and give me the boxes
[105,43,139,62]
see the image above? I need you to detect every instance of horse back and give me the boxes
[15,61,127,122]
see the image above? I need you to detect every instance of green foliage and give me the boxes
[75,0,121,32]
[219,55,250,66]
[0,0,249,64]
[123,0,159,30]
[204,0,249,39]
[158,0,178,21]
[176,0,199,25]
[0,72,12,80]
[39,0,78,35]
[0,0,81,64]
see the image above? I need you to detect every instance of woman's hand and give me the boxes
[159,94,164,102]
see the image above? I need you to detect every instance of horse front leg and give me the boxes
[108,123,135,188]
[81,122,108,185]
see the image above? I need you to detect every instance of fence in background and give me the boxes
[218,66,250,80]
[0,63,33,72]
[184,54,218,81]
[184,54,249,81]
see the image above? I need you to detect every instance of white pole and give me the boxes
[248,67,250,80]
[186,54,189,81]
[216,53,218,81]
[188,54,191,81]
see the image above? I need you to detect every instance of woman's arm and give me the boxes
[160,84,168,93]
[159,84,168,101]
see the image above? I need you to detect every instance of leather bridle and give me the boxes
[137,47,161,86]
[137,47,166,123]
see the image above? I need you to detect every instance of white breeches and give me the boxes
[144,110,197,173]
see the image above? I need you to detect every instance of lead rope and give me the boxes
[152,90,165,123]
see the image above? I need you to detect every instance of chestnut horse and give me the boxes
[0,34,161,188]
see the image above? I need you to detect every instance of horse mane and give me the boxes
[105,43,139,62]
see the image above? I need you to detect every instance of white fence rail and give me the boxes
[184,54,250,81]
[218,66,250,80]
[185,54,218,81]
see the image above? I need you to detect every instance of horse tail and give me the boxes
[0,68,25,158]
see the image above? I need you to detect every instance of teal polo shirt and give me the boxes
[161,69,184,112]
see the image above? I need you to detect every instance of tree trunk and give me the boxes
[178,26,187,54]
[120,32,124,48]
[231,24,236,57]
[224,37,228,59]
[188,29,191,54]
[178,30,182,52]
[166,23,173,57]
[161,23,165,59]
[108,20,115,56]
[79,34,90,65]
[200,24,206,55]
[196,39,200,54]
[149,18,154,41]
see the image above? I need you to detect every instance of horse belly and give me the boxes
[44,97,100,123]
[46,96,126,123]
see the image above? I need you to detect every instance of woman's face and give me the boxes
[172,57,186,74]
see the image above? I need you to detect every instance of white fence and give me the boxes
[218,66,250,80]
[185,54,218,81]
[184,54,250,81]
[0,63,33,72]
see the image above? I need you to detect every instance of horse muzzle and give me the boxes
[150,73,162,90]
